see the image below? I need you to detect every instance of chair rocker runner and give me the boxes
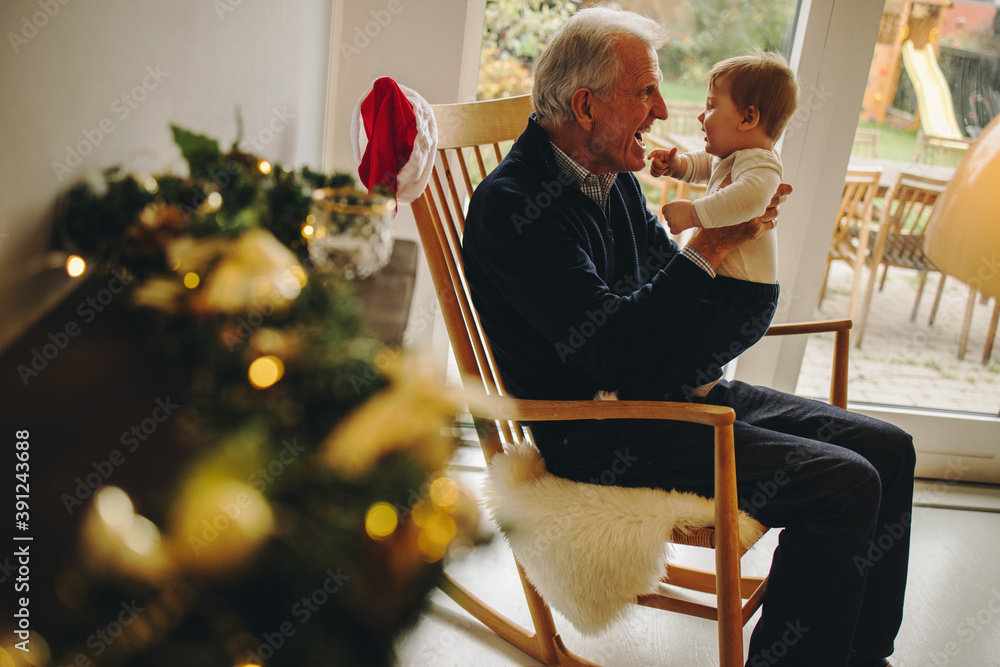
[409,94,852,667]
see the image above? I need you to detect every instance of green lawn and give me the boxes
[661,80,706,104]
[856,121,918,162]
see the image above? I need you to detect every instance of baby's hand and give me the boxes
[649,147,683,178]
[662,200,699,235]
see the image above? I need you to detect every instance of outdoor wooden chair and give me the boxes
[852,129,880,158]
[854,172,949,347]
[819,167,882,319]
[408,94,852,667]
[913,130,973,167]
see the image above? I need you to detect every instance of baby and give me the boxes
[649,50,799,398]
[650,49,798,285]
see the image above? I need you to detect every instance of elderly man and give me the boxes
[462,6,913,667]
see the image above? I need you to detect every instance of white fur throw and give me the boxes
[482,441,764,634]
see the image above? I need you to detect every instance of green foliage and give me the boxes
[45,126,462,666]
[477,0,798,99]
[659,0,797,87]
[170,125,222,181]
[478,0,580,99]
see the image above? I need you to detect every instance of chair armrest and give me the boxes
[764,318,852,409]
[498,397,734,427]
[764,318,851,336]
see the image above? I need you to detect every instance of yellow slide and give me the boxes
[901,40,964,139]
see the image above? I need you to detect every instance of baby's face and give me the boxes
[697,80,746,159]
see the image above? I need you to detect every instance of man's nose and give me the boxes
[651,88,667,120]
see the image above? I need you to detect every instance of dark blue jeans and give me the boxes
[539,380,915,666]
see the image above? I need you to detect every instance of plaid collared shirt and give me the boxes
[548,141,715,277]
[549,141,617,210]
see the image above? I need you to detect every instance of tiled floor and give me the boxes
[396,460,1000,666]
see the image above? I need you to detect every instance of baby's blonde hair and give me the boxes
[708,49,799,140]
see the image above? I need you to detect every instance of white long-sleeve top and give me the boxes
[678,148,782,283]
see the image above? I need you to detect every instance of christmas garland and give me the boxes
[40,125,480,666]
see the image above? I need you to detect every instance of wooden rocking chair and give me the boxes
[408,94,851,667]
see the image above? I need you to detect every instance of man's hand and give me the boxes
[685,183,792,269]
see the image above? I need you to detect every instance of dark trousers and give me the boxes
[539,380,915,666]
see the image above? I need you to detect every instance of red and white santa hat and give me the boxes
[350,76,438,205]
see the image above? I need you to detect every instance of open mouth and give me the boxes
[634,128,648,150]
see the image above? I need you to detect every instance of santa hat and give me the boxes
[350,77,438,205]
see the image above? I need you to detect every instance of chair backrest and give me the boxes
[852,129,880,158]
[661,100,703,137]
[913,130,973,167]
[409,95,534,461]
[873,171,949,271]
[830,168,882,257]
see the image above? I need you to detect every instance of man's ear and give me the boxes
[739,106,761,132]
[570,88,596,131]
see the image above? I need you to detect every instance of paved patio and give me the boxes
[795,261,1000,414]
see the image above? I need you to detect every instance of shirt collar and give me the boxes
[549,141,617,209]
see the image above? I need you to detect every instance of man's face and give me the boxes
[697,78,745,159]
[587,38,667,174]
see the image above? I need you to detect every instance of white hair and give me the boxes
[531,5,667,125]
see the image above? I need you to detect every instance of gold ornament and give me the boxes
[80,486,173,582]
[166,477,274,574]
[317,352,459,479]
[195,229,305,314]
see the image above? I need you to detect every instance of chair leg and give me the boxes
[855,261,881,348]
[983,299,999,365]
[928,274,946,325]
[878,265,889,292]
[439,567,599,667]
[958,287,976,360]
[713,425,745,667]
[818,259,833,309]
[910,270,928,321]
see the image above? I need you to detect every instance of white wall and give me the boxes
[0,0,485,354]
[0,0,333,346]
[322,0,486,354]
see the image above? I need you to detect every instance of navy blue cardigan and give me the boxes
[462,116,718,445]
